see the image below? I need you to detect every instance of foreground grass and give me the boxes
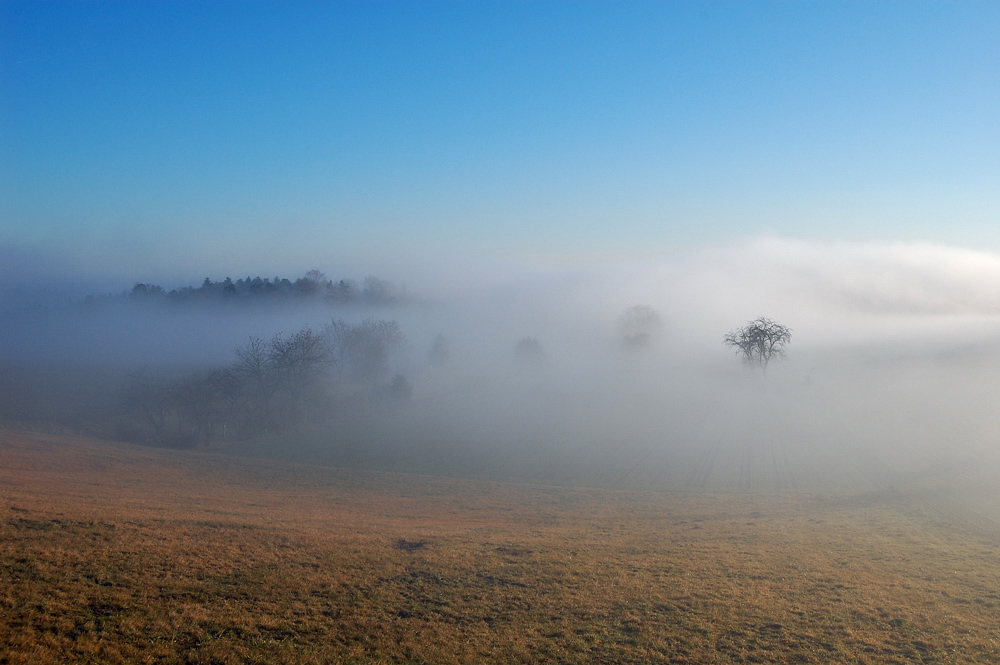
[1,427,999,664]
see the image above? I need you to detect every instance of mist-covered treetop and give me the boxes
[84,272,405,308]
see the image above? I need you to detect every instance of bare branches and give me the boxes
[268,328,333,389]
[724,317,791,370]
[120,317,408,445]
[324,317,405,388]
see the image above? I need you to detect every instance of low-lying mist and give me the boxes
[4,238,1000,495]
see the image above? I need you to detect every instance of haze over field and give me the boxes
[7,7,1000,663]
[3,3,1000,498]
[3,238,1000,501]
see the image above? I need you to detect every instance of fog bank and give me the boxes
[4,238,1000,494]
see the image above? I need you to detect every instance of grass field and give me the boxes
[1,426,999,664]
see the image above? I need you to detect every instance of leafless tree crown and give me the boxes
[724,316,791,370]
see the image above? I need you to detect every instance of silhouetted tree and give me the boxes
[724,317,791,370]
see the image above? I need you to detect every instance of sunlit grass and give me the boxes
[1,426,998,663]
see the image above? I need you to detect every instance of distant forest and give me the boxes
[83,270,404,307]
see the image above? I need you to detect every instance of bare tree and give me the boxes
[324,317,406,390]
[234,335,277,434]
[304,269,327,285]
[234,336,270,387]
[268,327,333,391]
[267,327,334,424]
[724,317,791,370]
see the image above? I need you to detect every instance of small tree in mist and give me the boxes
[514,337,545,365]
[617,305,662,350]
[724,317,791,370]
[428,333,450,367]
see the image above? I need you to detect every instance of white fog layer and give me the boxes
[3,238,1000,503]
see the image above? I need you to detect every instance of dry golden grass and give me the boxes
[1,425,999,664]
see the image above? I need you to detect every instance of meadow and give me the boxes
[1,425,999,664]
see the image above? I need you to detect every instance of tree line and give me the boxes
[118,317,409,447]
[84,271,404,308]
[114,308,792,447]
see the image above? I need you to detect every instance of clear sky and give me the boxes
[2,1,999,288]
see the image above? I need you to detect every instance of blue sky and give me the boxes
[2,1,999,288]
